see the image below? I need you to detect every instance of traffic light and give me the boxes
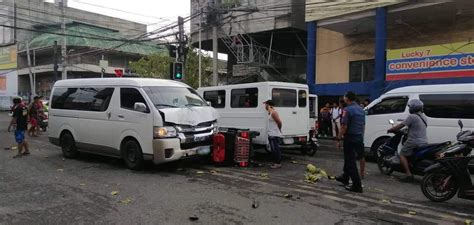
[172,62,183,80]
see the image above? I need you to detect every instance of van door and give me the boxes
[309,94,318,131]
[110,87,154,155]
[271,87,307,139]
[365,95,410,148]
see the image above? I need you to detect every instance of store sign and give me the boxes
[0,45,17,70]
[386,42,474,81]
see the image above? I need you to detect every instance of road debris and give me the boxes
[260,173,269,179]
[57,169,64,172]
[119,198,133,204]
[79,183,86,186]
[111,191,119,196]
[283,194,293,199]
[465,219,472,225]
[408,211,417,215]
[252,199,259,209]
[304,164,329,183]
[380,199,391,204]
[196,171,205,174]
[189,215,199,221]
[291,161,298,164]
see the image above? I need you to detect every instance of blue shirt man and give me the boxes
[336,91,365,193]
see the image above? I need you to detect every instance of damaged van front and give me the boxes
[144,85,219,164]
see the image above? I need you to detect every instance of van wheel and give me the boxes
[371,138,389,159]
[264,143,272,154]
[302,141,318,156]
[121,139,144,170]
[61,132,78,159]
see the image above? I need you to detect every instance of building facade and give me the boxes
[305,0,474,103]
[0,0,164,105]
[190,0,307,84]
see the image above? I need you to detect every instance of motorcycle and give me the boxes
[421,120,474,202]
[377,119,451,175]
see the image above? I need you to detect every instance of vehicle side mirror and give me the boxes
[389,119,394,125]
[134,102,148,113]
[458,120,463,130]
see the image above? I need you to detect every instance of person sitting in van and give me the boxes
[387,99,428,182]
[264,100,283,169]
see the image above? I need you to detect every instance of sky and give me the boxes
[47,0,191,32]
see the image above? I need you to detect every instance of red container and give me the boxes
[212,134,226,163]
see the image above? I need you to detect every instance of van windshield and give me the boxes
[144,86,208,109]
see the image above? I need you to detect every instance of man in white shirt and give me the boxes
[331,102,342,137]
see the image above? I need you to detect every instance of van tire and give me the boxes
[121,139,144,170]
[60,132,78,159]
[371,137,389,159]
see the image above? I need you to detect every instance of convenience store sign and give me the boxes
[386,42,474,81]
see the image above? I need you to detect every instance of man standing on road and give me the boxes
[320,103,332,137]
[264,100,283,169]
[331,102,342,138]
[387,99,427,182]
[335,91,365,193]
[8,97,30,158]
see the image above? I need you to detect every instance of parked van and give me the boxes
[198,82,318,156]
[364,83,474,158]
[48,78,218,170]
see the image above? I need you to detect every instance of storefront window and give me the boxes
[349,59,375,82]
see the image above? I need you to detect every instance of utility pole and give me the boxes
[33,49,36,95]
[26,42,34,96]
[212,1,219,86]
[198,8,202,88]
[53,40,58,82]
[60,0,67,80]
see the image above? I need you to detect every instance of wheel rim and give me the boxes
[423,174,456,200]
[377,148,393,175]
[125,143,138,163]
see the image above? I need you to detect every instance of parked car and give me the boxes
[48,78,219,170]
[364,83,474,158]
[198,82,318,156]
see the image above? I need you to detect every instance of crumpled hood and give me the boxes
[158,107,219,126]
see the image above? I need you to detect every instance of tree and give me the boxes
[129,47,213,89]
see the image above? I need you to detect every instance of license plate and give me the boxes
[283,138,294,145]
[194,136,207,142]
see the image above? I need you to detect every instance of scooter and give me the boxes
[377,119,451,176]
[421,120,474,202]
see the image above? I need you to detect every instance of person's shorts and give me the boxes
[401,145,416,156]
[30,118,38,127]
[15,130,26,144]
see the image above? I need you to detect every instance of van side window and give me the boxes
[121,88,147,111]
[203,90,226,108]
[368,97,408,115]
[231,88,258,108]
[272,88,296,107]
[420,94,474,119]
[298,90,307,108]
[51,87,114,111]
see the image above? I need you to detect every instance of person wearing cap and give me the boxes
[335,91,365,193]
[264,100,283,169]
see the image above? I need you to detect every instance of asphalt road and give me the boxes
[0,113,472,224]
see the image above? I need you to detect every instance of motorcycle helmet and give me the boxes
[408,99,424,114]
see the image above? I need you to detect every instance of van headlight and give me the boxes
[153,126,177,138]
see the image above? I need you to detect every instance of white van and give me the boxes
[364,83,474,158]
[198,82,318,155]
[48,78,219,170]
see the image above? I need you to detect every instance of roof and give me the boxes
[54,78,190,88]
[305,0,405,22]
[198,81,308,91]
[28,22,166,56]
[385,83,474,94]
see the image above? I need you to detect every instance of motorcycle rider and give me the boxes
[387,99,428,182]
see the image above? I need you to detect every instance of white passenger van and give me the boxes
[364,83,474,158]
[48,78,218,170]
[198,82,318,156]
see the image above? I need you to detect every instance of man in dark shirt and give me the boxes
[9,97,30,158]
[335,91,365,193]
